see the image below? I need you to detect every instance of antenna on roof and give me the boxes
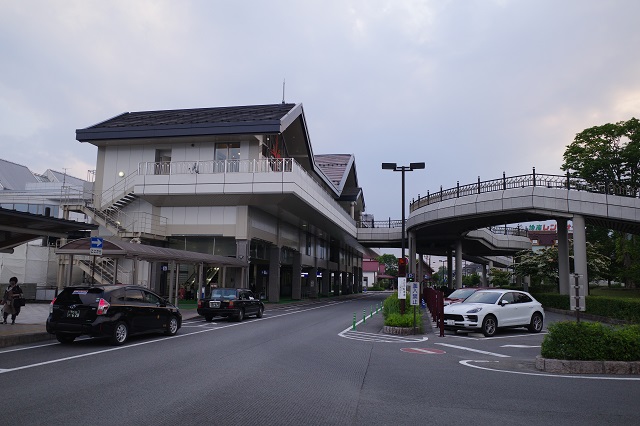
[282,79,285,104]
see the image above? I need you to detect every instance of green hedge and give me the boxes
[531,293,640,323]
[383,292,423,332]
[541,321,640,361]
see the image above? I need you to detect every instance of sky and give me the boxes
[1,0,639,223]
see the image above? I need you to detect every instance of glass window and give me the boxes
[143,291,161,304]
[125,289,144,302]
[216,142,241,172]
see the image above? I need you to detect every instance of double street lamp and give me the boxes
[382,162,425,314]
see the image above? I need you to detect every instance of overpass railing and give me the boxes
[410,168,640,213]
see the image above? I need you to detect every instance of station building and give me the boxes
[72,103,368,302]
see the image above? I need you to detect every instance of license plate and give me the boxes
[446,320,455,325]
[67,310,80,318]
[210,301,220,308]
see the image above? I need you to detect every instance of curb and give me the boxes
[535,356,640,375]
[0,332,56,348]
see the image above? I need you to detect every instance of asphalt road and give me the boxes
[2,292,639,425]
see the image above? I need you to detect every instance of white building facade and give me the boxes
[74,103,367,302]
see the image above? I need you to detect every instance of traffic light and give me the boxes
[398,257,407,277]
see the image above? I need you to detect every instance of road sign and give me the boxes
[410,282,419,306]
[90,237,104,256]
[397,277,407,299]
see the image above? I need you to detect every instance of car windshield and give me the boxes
[447,289,477,299]
[463,291,501,304]
[211,288,237,299]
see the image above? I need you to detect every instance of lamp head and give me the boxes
[381,163,397,170]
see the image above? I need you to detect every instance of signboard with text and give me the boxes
[90,237,103,256]
[410,282,419,306]
[397,277,407,299]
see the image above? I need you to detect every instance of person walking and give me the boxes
[2,277,23,324]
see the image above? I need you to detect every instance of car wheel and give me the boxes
[205,315,214,322]
[236,308,245,322]
[528,312,543,333]
[165,316,179,336]
[481,315,497,337]
[56,334,76,344]
[111,321,128,345]
[256,306,264,318]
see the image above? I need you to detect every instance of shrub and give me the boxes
[531,293,640,322]
[368,286,385,291]
[383,292,423,332]
[541,321,640,361]
[530,293,571,310]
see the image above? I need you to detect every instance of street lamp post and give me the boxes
[382,162,425,314]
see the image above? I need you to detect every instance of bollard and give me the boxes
[352,312,356,330]
[363,308,366,324]
[370,306,373,317]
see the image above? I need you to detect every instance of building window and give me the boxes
[216,142,240,172]
[154,149,172,175]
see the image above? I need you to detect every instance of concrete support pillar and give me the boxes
[482,264,487,286]
[488,260,494,287]
[168,261,175,302]
[309,267,318,298]
[557,218,571,295]
[112,258,119,285]
[320,269,329,297]
[417,254,424,284]
[292,252,302,300]
[342,272,349,294]
[446,249,453,289]
[197,263,204,303]
[334,272,341,295]
[573,214,589,290]
[408,231,416,277]
[268,246,281,303]
[455,239,463,289]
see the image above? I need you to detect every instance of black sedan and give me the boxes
[47,285,182,345]
[197,288,264,322]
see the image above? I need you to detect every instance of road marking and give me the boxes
[401,347,446,354]
[0,298,356,375]
[434,343,511,358]
[460,360,640,381]
[338,316,429,343]
[501,344,540,348]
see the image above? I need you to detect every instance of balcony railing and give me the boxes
[410,168,640,212]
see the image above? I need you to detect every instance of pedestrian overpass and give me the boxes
[358,170,640,293]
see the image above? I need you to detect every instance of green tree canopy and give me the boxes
[562,117,640,186]
[376,253,398,277]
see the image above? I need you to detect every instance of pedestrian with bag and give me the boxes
[2,277,23,325]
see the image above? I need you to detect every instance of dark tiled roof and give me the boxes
[315,154,352,187]
[89,103,297,128]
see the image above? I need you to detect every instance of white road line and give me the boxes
[460,360,640,381]
[435,343,511,358]
[501,344,541,348]
[0,299,353,375]
[337,317,429,343]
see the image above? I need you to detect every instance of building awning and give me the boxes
[56,237,248,267]
[0,207,97,253]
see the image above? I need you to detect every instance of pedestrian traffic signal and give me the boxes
[407,273,414,282]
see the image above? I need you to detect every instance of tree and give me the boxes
[376,253,398,277]
[562,117,640,187]
[488,268,511,287]
[462,273,481,287]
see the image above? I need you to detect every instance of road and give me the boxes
[2,292,639,425]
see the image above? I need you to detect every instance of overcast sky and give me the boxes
[1,0,639,221]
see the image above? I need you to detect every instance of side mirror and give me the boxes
[500,300,510,306]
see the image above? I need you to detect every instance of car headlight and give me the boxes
[466,307,483,313]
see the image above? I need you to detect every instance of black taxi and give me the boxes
[197,288,264,322]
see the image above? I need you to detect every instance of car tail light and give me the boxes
[49,297,56,314]
[197,299,202,308]
[97,298,110,315]
[228,300,234,308]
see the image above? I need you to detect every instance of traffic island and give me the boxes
[536,356,640,375]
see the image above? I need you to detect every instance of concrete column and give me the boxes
[557,218,571,295]
[342,272,349,294]
[309,267,318,298]
[447,249,453,289]
[112,258,119,285]
[573,214,589,290]
[334,272,341,295]
[168,261,175,302]
[292,251,302,300]
[455,239,463,289]
[482,264,487,286]
[197,263,204,303]
[488,260,494,287]
[408,231,416,277]
[269,246,281,303]
[417,254,424,284]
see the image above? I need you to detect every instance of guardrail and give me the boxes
[410,168,640,212]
